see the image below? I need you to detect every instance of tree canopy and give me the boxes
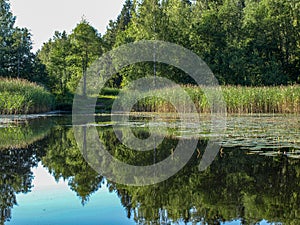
[0,0,44,83]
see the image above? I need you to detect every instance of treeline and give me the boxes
[1,0,300,106]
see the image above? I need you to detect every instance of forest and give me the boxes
[0,0,300,109]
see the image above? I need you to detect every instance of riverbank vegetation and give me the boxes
[0,0,299,113]
[0,79,54,114]
[99,85,300,114]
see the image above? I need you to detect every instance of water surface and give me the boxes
[1,114,300,225]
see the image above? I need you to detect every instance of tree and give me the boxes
[69,19,103,95]
[39,20,103,106]
[240,0,296,85]
[0,0,16,76]
[103,0,135,51]
[114,0,197,86]
[11,28,36,79]
[38,31,73,104]
[0,0,43,82]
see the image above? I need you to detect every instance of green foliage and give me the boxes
[0,0,45,83]
[100,87,120,96]
[34,0,300,100]
[38,20,103,107]
[103,0,134,52]
[0,78,54,114]
[109,0,300,86]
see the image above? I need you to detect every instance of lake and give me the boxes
[1,114,300,225]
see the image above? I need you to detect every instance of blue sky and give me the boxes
[10,0,125,52]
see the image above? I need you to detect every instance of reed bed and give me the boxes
[0,78,55,114]
[121,85,300,114]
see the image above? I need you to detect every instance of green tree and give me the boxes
[190,1,228,83]
[103,0,135,52]
[38,31,73,104]
[39,20,103,106]
[69,19,102,96]
[11,28,36,79]
[242,0,300,85]
[0,0,40,82]
[0,0,15,74]
[114,0,197,86]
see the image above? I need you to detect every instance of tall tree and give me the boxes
[69,19,102,95]
[103,0,135,52]
[0,0,42,82]
[39,20,103,106]
[115,0,196,85]
[10,28,36,79]
[38,31,72,102]
[0,0,16,76]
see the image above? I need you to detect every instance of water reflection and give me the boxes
[0,115,300,224]
[0,135,47,224]
[0,117,53,150]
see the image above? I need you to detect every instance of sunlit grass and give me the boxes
[106,85,300,114]
[0,78,55,114]
[221,85,300,114]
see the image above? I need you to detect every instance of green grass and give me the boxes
[100,87,120,96]
[0,78,55,114]
[221,85,300,114]
[98,85,300,114]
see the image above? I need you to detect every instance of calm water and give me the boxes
[1,114,300,225]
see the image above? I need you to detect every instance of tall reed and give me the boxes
[0,78,55,114]
[125,85,300,114]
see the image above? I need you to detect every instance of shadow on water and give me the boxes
[0,115,300,224]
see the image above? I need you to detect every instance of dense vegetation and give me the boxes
[129,85,300,114]
[38,0,300,93]
[0,0,300,111]
[0,79,54,114]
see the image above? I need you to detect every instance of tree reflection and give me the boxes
[0,142,45,225]
[0,118,52,224]
[107,148,300,225]
[39,124,300,224]
[2,118,300,225]
[93,126,300,225]
[41,126,105,205]
[0,118,53,150]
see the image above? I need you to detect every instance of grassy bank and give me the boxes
[98,85,300,114]
[0,78,54,114]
